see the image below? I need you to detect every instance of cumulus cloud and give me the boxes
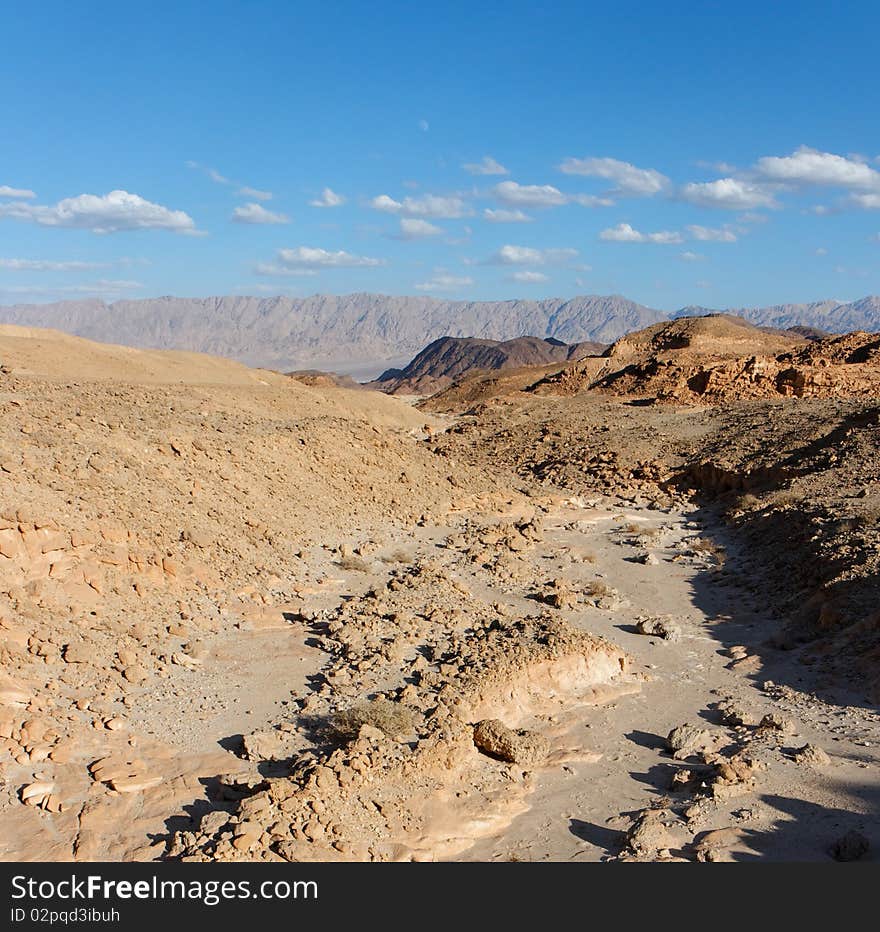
[492,181,612,210]
[483,208,532,223]
[463,156,509,176]
[231,203,289,225]
[755,146,880,191]
[679,178,778,210]
[493,181,567,208]
[490,244,578,265]
[395,218,442,239]
[599,223,682,244]
[0,257,108,271]
[558,156,669,196]
[415,273,473,292]
[570,193,615,207]
[0,185,36,199]
[510,270,548,283]
[686,224,737,242]
[0,190,198,234]
[849,193,880,209]
[680,251,705,262]
[257,246,384,274]
[309,187,346,208]
[369,193,472,219]
[237,186,273,201]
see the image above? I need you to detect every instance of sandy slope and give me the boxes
[1,324,877,862]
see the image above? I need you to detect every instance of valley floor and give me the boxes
[4,492,876,862]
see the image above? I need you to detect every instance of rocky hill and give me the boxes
[674,296,880,333]
[372,335,605,395]
[537,315,880,403]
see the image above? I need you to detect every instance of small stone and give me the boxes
[830,830,870,862]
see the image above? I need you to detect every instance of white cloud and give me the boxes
[569,193,615,207]
[599,223,682,244]
[738,211,769,224]
[490,244,578,265]
[396,218,442,239]
[0,257,108,271]
[0,185,36,199]
[418,119,430,132]
[493,181,567,208]
[0,190,197,234]
[415,274,473,292]
[558,156,669,196]
[188,161,273,199]
[253,264,318,277]
[463,156,509,176]
[680,251,705,262]
[510,270,548,283]
[815,247,829,256]
[309,187,345,208]
[492,181,612,210]
[755,146,880,191]
[237,186,273,201]
[258,246,384,273]
[0,279,143,298]
[679,178,778,210]
[369,193,471,219]
[686,224,737,242]
[849,193,880,209]
[483,208,532,223]
[231,203,289,225]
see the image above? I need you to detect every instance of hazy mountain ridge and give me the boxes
[0,292,877,373]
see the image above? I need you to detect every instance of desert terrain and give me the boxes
[1,315,878,863]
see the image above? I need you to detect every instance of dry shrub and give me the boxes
[328,699,417,742]
[737,492,760,510]
[380,548,414,564]
[768,488,801,509]
[625,522,660,538]
[584,580,610,598]
[691,536,726,565]
[855,501,880,528]
[338,554,371,572]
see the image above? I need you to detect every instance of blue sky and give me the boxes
[1,0,879,310]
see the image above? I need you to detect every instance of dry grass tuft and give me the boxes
[338,554,371,572]
[328,699,417,742]
[380,548,414,564]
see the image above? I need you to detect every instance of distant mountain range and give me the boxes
[0,292,877,376]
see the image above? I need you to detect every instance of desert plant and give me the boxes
[328,698,417,742]
[337,554,371,572]
[380,548,414,564]
[691,536,726,565]
[767,488,801,509]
